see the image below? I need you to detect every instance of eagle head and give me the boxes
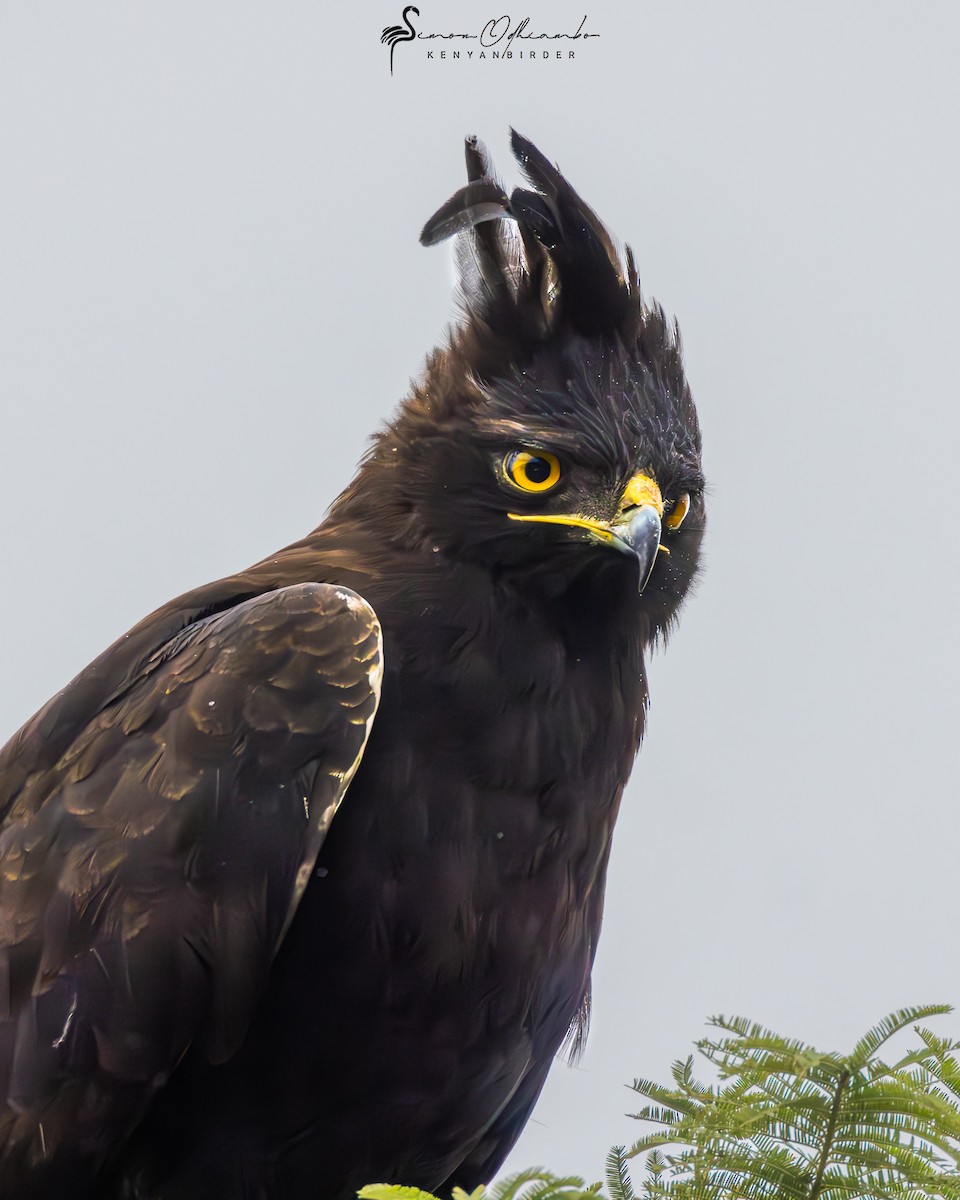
[334,131,704,641]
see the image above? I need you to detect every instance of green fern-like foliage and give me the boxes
[627,1004,960,1198]
[359,1005,960,1200]
[358,1168,606,1200]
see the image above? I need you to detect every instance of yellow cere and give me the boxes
[505,450,561,493]
[665,492,690,531]
[620,473,664,517]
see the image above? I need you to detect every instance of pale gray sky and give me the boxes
[1,0,959,1184]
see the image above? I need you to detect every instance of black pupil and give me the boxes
[524,456,552,484]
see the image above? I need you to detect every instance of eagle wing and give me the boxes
[0,582,381,1184]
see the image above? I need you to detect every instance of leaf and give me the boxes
[626,1007,960,1200]
[358,1188,445,1200]
[848,1007,953,1070]
[605,1147,635,1200]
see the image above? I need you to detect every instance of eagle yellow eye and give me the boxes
[665,492,691,531]
[504,450,561,493]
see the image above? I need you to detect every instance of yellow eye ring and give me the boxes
[504,450,561,493]
[665,492,691,531]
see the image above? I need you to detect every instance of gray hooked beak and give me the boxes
[506,471,668,594]
[609,504,662,593]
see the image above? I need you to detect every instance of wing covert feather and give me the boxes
[0,582,382,1183]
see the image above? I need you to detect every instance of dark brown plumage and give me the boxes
[0,131,705,1199]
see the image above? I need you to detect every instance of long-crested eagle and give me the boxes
[0,132,705,1199]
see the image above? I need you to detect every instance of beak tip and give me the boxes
[612,506,662,593]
